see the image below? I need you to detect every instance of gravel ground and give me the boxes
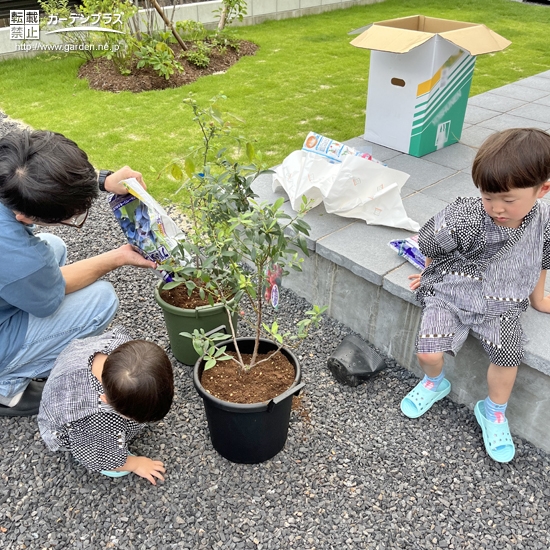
[1,118,550,550]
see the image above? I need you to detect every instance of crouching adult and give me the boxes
[0,129,155,416]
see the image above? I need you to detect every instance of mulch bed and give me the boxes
[78,39,258,93]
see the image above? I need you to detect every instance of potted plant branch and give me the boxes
[185,196,326,464]
[154,94,264,364]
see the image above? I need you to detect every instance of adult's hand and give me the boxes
[117,244,157,269]
[104,166,146,195]
[61,244,156,294]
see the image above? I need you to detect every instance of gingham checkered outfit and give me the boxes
[416,197,550,367]
[38,327,145,472]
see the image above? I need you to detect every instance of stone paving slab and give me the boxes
[520,76,550,92]
[467,92,527,112]
[388,154,457,192]
[281,199,356,251]
[401,192,448,227]
[536,95,550,107]
[490,82,549,101]
[509,102,550,123]
[315,222,406,286]
[478,112,550,132]
[463,104,499,125]
[421,170,478,204]
[459,124,497,148]
[419,142,477,171]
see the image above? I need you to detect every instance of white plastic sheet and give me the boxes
[273,148,420,232]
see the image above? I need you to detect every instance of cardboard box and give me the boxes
[351,16,511,157]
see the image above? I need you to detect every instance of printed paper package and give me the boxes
[109,178,186,282]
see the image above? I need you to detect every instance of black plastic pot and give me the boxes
[193,338,304,464]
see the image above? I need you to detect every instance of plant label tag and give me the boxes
[271,284,279,309]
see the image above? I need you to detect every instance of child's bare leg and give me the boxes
[481,363,517,424]
[417,352,444,378]
[487,363,517,405]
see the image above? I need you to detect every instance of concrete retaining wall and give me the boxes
[284,248,550,454]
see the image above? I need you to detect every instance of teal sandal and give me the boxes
[400,378,451,418]
[474,401,515,463]
[100,452,134,478]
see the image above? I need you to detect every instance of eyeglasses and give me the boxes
[59,209,89,229]
[35,209,89,229]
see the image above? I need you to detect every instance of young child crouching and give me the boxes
[38,327,174,484]
[401,128,550,463]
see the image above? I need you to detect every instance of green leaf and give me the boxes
[205,358,217,370]
[246,141,255,162]
[273,197,285,211]
[193,341,204,356]
[162,281,182,290]
[170,163,183,181]
[184,157,195,178]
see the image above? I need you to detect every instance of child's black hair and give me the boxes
[102,340,174,423]
[472,128,550,194]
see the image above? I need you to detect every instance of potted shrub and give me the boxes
[186,196,326,464]
[154,94,264,364]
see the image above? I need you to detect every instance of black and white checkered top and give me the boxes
[417,197,550,315]
[38,327,145,473]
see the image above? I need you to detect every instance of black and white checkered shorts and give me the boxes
[416,299,524,367]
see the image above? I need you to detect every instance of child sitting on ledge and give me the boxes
[403,128,550,464]
[38,326,174,484]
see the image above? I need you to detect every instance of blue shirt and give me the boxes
[0,203,65,369]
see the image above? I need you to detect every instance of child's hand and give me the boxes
[408,272,422,291]
[123,456,166,485]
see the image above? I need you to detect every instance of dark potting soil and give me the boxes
[200,350,295,404]
[160,282,212,309]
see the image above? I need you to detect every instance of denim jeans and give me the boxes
[0,233,119,397]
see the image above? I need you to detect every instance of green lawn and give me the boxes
[0,0,549,201]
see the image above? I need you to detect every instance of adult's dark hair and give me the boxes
[0,129,98,222]
[472,128,550,194]
[102,340,174,423]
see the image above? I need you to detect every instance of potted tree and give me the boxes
[154,94,264,364]
[185,195,326,464]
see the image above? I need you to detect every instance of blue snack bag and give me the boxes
[388,235,426,270]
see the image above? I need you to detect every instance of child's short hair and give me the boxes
[472,128,550,194]
[0,129,98,222]
[102,340,174,423]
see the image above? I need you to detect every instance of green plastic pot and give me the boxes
[154,281,238,366]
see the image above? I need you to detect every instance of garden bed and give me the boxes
[78,39,258,93]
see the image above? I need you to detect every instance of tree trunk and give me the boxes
[151,0,188,51]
